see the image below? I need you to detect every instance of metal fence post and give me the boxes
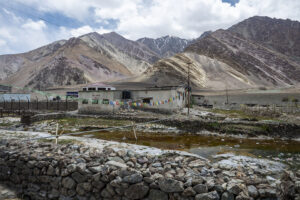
[10,98,13,116]
[55,123,59,144]
[2,97,5,110]
[26,97,30,110]
[18,97,21,115]
[46,95,49,110]
[57,100,59,110]
[36,96,39,110]
[66,96,68,111]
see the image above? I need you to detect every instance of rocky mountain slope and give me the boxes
[229,16,300,63]
[138,16,300,90]
[0,32,159,90]
[137,36,190,57]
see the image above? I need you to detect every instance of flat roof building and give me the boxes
[78,84,187,114]
[82,83,116,91]
[0,85,12,93]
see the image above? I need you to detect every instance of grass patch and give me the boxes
[211,109,276,121]
[0,122,13,127]
[57,117,133,127]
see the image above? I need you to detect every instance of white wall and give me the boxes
[0,94,31,101]
[78,87,187,114]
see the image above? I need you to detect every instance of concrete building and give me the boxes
[82,83,116,91]
[192,94,206,105]
[0,93,31,101]
[78,85,187,114]
[0,85,12,93]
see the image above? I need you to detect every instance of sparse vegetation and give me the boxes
[282,97,289,102]
[56,117,132,127]
[258,87,267,90]
[211,108,276,121]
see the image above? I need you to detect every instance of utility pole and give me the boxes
[187,62,192,116]
[225,84,229,105]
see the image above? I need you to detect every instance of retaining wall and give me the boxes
[0,139,298,200]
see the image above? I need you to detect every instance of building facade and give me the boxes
[0,85,12,93]
[78,86,187,114]
[0,93,31,101]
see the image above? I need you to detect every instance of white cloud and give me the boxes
[22,20,46,31]
[70,25,94,37]
[1,0,300,54]
[0,39,7,47]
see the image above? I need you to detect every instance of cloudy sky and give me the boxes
[0,0,299,54]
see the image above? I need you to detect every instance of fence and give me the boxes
[0,100,78,112]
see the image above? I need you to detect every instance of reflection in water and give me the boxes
[77,131,300,169]
[77,130,300,153]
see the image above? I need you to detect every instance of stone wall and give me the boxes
[0,139,299,200]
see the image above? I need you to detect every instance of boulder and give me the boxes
[106,161,127,168]
[189,160,206,168]
[182,187,197,197]
[221,192,234,200]
[123,173,143,184]
[62,177,76,189]
[247,185,258,198]
[193,184,208,194]
[159,178,184,193]
[124,183,149,199]
[148,189,168,200]
[72,172,87,183]
[227,182,244,195]
[195,191,219,200]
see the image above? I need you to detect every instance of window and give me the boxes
[88,87,96,91]
[102,99,109,104]
[82,99,88,104]
[143,98,152,104]
[92,99,99,104]
[122,91,131,99]
[83,88,87,91]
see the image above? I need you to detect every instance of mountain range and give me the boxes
[137,16,300,89]
[0,16,299,91]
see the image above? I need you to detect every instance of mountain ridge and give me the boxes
[137,16,300,90]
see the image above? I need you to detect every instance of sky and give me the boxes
[0,0,299,55]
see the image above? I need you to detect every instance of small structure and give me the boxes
[192,94,206,105]
[0,93,31,101]
[78,85,187,114]
[66,92,79,98]
[0,85,12,93]
[82,83,116,91]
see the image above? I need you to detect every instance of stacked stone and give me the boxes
[0,139,299,200]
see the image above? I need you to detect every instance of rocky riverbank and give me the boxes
[0,131,299,200]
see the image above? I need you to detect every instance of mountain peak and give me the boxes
[137,35,190,57]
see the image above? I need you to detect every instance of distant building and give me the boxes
[78,85,187,114]
[66,92,79,98]
[82,83,116,91]
[192,94,206,105]
[0,85,12,93]
[0,93,31,101]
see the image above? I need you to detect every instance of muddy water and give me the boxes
[77,130,300,168]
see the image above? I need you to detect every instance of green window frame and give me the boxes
[102,99,109,104]
[82,99,88,104]
[92,99,99,104]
